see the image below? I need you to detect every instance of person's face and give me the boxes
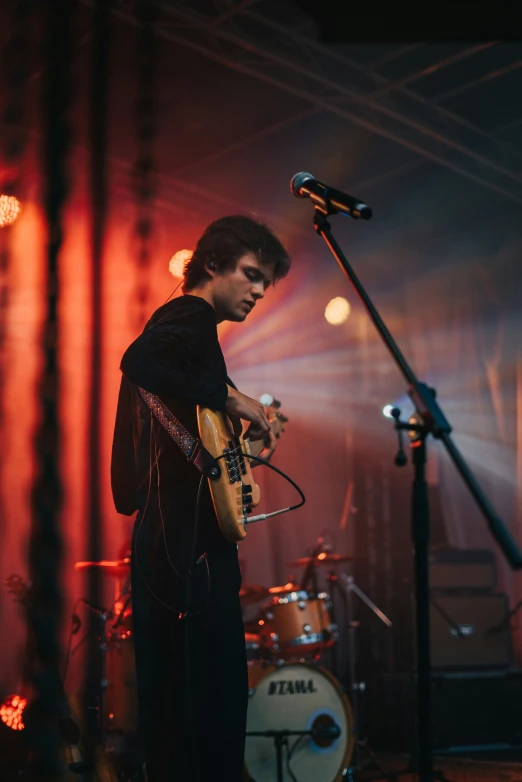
[210,252,275,323]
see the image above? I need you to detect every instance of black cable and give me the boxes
[61,598,82,684]
[133,423,210,616]
[160,278,183,307]
[241,450,306,513]
[182,475,205,780]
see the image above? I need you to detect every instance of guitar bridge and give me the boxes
[223,447,247,483]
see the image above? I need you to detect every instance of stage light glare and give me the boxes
[0,194,22,227]
[169,249,192,278]
[0,694,27,730]
[383,405,394,418]
[325,296,350,325]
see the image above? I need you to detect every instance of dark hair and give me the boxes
[182,215,291,293]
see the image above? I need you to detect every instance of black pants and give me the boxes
[131,511,248,781]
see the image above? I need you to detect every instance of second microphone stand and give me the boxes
[328,569,393,774]
[307,206,522,782]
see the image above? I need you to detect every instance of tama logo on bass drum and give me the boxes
[267,679,318,695]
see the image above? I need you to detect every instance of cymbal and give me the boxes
[288,553,354,568]
[239,584,270,604]
[75,559,130,578]
[268,582,301,595]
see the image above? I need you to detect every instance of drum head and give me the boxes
[245,663,354,781]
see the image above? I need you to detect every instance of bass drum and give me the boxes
[244,662,354,781]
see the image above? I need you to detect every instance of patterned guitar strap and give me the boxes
[137,386,221,480]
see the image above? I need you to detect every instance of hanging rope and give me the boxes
[84,0,110,740]
[0,0,33,589]
[27,0,74,776]
[130,0,158,331]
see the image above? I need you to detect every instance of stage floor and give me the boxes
[357,752,522,782]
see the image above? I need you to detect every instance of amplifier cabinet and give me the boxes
[430,593,511,669]
[369,670,522,752]
[429,548,496,591]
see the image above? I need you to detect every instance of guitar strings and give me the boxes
[132,414,211,617]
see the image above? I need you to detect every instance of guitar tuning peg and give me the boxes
[259,393,274,406]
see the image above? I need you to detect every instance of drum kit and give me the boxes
[74,542,392,782]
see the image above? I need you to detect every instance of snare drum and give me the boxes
[245,661,354,781]
[260,590,337,656]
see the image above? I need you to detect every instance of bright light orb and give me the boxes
[325,296,350,325]
[383,405,394,418]
[0,194,22,228]
[168,249,193,278]
[0,694,27,731]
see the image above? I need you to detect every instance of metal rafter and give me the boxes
[153,3,522,188]
[207,0,259,28]
[94,1,522,205]
[494,116,522,134]
[432,58,522,103]
[367,42,498,99]
[368,43,426,69]
[150,4,519,181]
[174,106,320,175]
[239,9,522,158]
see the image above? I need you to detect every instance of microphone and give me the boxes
[290,171,372,220]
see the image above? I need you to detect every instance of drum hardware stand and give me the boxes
[83,601,114,750]
[79,582,132,752]
[246,724,342,782]
[302,204,522,782]
[299,537,326,597]
[328,570,393,776]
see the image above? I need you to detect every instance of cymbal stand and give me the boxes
[80,580,132,749]
[327,570,393,773]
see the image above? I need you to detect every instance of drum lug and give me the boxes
[353,681,366,692]
[248,687,256,697]
[298,600,306,610]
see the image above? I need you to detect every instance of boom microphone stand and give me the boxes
[295,195,522,782]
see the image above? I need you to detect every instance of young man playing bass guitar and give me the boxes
[111,214,291,781]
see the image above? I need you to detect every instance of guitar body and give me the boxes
[197,395,288,544]
[197,407,260,543]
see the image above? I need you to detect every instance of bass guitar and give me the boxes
[197,394,287,543]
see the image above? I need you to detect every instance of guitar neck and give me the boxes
[246,438,265,459]
[245,414,286,459]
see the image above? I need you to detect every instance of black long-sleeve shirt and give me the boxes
[111,294,234,554]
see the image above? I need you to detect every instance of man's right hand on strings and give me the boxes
[225,385,271,440]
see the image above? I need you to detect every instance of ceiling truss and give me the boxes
[101,0,522,206]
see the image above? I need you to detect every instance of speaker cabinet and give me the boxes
[430,593,511,669]
[429,548,496,591]
[369,670,522,752]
